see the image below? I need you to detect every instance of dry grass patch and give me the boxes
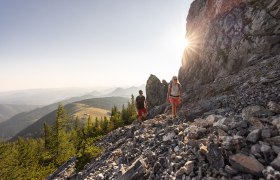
[72,103,110,122]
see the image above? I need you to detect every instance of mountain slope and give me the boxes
[0,104,39,123]
[13,97,129,139]
[0,96,111,140]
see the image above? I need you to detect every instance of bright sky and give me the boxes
[0,0,192,92]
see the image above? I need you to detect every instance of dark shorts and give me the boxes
[137,108,147,118]
[169,97,181,106]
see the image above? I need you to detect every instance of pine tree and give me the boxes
[0,141,20,179]
[128,94,137,124]
[84,115,92,136]
[70,116,80,152]
[74,116,79,132]
[121,104,129,125]
[51,104,75,165]
[54,104,67,132]
[111,105,118,117]
[43,122,52,150]
[101,116,109,134]
[93,118,102,135]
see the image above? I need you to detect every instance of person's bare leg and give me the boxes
[142,113,147,121]
[138,115,142,125]
[172,103,175,117]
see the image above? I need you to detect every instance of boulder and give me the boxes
[175,161,194,177]
[119,158,147,180]
[268,101,280,114]
[206,144,224,170]
[213,117,231,131]
[246,129,261,143]
[229,153,264,176]
[271,154,280,171]
[162,131,176,142]
[242,106,272,121]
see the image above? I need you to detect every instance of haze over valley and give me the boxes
[0,85,144,140]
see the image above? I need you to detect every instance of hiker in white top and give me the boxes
[167,76,182,118]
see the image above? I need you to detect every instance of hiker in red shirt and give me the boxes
[135,90,147,125]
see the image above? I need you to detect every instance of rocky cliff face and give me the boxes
[179,0,280,88]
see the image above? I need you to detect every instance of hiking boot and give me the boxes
[133,120,138,126]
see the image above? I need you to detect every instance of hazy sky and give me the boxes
[0,0,192,92]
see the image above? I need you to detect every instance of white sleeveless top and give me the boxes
[170,83,180,96]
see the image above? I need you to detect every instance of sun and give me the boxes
[185,37,190,48]
[174,35,191,52]
[183,32,201,53]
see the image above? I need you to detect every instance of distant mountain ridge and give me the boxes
[0,85,145,105]
[0,88,94,105]
[105,85,146,97]
[0,104,40,123]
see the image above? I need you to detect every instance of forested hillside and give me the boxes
[0,96,129,140]
[13,97,129,139]
[0,96,137,179]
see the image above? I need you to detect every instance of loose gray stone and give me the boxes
[224,165,238,175]
[272,146,280,154]
[262,166,280,180]
[163,131,176,142]
[268,101,280,114]
[271,154,280,171]
[262,127,272,139]
[207,144,224,170]
[119,158,146,180]
[246,129,261,143]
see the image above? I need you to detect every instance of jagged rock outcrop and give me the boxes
[146,75,169,118]
[179,0,280,88]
